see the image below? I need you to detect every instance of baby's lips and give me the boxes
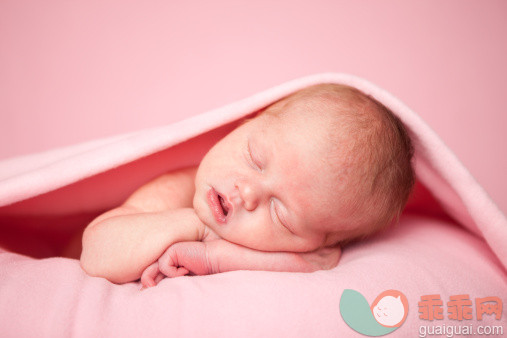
[207,187,227,224]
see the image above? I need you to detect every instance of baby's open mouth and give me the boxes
[206,188,230,224]
[218,194,229,216]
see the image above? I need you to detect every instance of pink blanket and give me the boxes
[0,73,505,336]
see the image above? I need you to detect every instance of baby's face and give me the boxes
[193,104,356,252]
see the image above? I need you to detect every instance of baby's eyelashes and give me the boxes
[244,143,257,170]
[247,139,263,171]
[270,199,294,234]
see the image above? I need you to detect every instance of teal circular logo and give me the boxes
[340,289,409,336]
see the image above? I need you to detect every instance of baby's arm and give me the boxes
[141,240,341,287]
[81,208,206,284]
[80,167,199,284]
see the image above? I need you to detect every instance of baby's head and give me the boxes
[193,83,415,252]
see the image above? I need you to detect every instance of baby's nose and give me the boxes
[235,179,260,211]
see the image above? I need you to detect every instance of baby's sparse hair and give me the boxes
[260,83,415,243]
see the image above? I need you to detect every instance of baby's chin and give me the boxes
[192,192,214,227]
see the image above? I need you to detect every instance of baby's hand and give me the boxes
[141,241,219,288]
[140,240,341,288]
[140,242,208,288]
[140,226,220,288]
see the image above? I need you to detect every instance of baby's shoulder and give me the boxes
[124,166,198,212]
[155,166,198,188]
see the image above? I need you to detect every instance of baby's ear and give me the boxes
[299,245,341,271]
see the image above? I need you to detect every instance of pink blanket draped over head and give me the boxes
[0,73,506,336]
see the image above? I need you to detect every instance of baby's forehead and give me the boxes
[260,112,344,164]
[259,101,359,188]
[267,92,359,137]
[263,99,342,136]
[272,91,343,118]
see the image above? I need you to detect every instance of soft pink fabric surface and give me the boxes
[0,215,505,337]
[0,73,506,336]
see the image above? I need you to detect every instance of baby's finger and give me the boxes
[140,261,161,288]
[159,264,189,278]
[154,273,165,284]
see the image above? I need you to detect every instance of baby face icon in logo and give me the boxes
[371,290,408,328]
[340,289,408,336]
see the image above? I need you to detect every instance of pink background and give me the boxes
[1,1,506,215]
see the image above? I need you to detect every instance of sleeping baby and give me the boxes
[80,83,415,288]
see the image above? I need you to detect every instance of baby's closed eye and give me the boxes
[246,139,263,171]
[270,198,293,234]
